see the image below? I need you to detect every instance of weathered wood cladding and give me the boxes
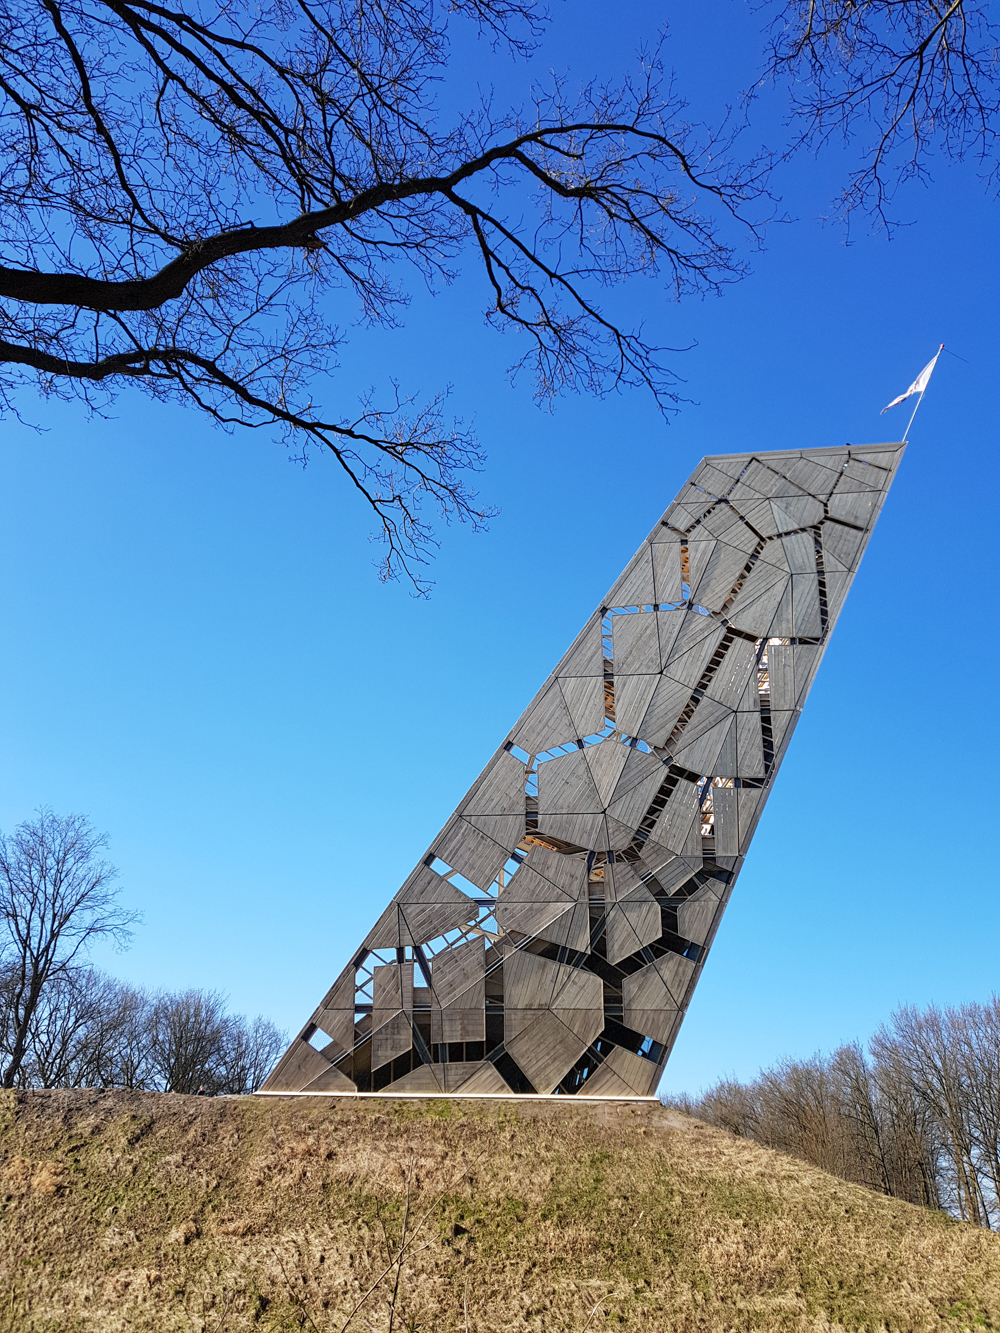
[263,444,904,1097]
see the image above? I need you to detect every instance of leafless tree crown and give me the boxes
[0,0,764,585]
[765,1,1000,221]
[672,996,1000,1228]
[0,808,137,1088]
[0,964,287,1093]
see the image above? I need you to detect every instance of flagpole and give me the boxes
[902,390,926,442]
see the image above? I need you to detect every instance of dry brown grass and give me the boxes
[0,1088,998,1332]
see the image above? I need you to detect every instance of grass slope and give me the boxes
[0,1089,998,1332]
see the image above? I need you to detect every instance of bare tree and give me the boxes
[75,974,155,1089]
[0,0,765,587]
[216,1012,286,1095]
[18,964,112,1087]
[873,1004,988,1225]
[763,1,1000,222]
[0,809,137,1088]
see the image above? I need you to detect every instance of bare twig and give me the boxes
[0,0,769,583]
[387,1155,414,1333]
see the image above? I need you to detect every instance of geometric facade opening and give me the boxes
[263,444,904,1097]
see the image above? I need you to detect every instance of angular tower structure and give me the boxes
[264,444,903,1097]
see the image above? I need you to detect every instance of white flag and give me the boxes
[881,345,943,413]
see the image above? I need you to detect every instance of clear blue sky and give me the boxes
[1,1,997,1096]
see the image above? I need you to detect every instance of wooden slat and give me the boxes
[434,1005,485,1043]
[768,579,794,637]
[549,965,603,1030]
[824,570,853,621]
[767,644,796,711]
[703,453,752,481]
[312,1006,354,1055]
[648,776,699,855]
[603,813,638,852]
[299,1063,358,1094]
[509,681,577,755]
[583,1046,658,1096]
[712,784,739,856]
[655,608,688,667]
[613,672,659,738]
[767,709,798,758]
[364,904,405,949]
[606,543,656,608]
[430,937,486,1010]
[735,459,785,499]
[503,949,561,1010]
[794,644,822,705]
[460,815,527,864]
[606,896,662,964]
[372,1012,414,1070]
[677,888,722,946]
[623,953,695,1012]
[495,888,576,941]
[671,713,733,776]
[536,898,591,951]
[577,1061,639,1096]
[557,676,605,738]
[520,842,590,896]
[537,746,602,814]
[693,540,755,612]
[538,809,607,848]
[651,537,683,604]
[685,538,716,592]
[698,505,758,553]
[451,1061,511,1093]
[792,573,823,638]
[640,853,702,894]
[780,531,817,575]
[606,759,671,833]
[704,636,759,709]
[662,498,704,531]
[770,493,824,529]
[828,487,878,527]
[735,709,764,780]
[850,446,902,469]
[692,461,741,495]
[727,568,789,639]
[636,675,697,749]
[585,738,631,806]
[396,868,479,946]
[384,1065,444,1092]
[755,535,791,573]
[662,632,728,692]
[433,815,512,893]
[503,1012,593,1094]
[316,971,356,1016]
[373,962,413,1022]
[461,750,528,820]
[713,719,738,777]
[734,497,779,537]
[612,610,661,675]
[260,1038,332,1093]
[554,614,604,678]
[779,456,843,496]
[737,787,765,849]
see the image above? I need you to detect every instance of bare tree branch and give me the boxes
[762,0,1000,223]
[0,0,768,584]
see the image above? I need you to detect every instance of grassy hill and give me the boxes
[1,1089,999,1332]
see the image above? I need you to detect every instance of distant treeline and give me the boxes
[0,965,286,1095]
[668,999,1000,1229]
[0,808,285,1094]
